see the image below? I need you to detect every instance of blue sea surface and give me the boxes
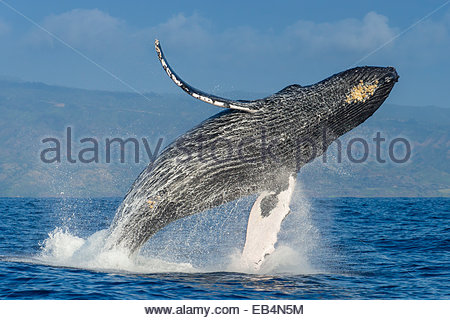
[0,197,448,299]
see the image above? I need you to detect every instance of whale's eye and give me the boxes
[345,80,379,104]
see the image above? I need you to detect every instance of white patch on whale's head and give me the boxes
[340,66,398,106]
[345,79,379,104]
[314,66,399,134]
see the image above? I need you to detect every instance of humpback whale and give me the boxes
[104,40,398,269]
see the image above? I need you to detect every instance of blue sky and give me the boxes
[0,0,449,107]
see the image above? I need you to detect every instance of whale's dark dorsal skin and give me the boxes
[105,40,399,256]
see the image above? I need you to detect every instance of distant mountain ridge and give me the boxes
[0,79,448,197]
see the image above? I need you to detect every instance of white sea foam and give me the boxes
[37,228,196,273]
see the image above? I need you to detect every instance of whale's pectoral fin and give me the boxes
[241,175,296,270]
[155,39,258,113]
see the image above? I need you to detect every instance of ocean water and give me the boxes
[0,195,448,299]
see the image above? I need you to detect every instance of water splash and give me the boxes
[35,182,320,275]
[37,228,196,273]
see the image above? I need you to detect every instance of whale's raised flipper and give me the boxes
[155,39,258,113]
[241,175,296,270]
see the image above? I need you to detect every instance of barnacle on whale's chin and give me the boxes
[345,80,379,104]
